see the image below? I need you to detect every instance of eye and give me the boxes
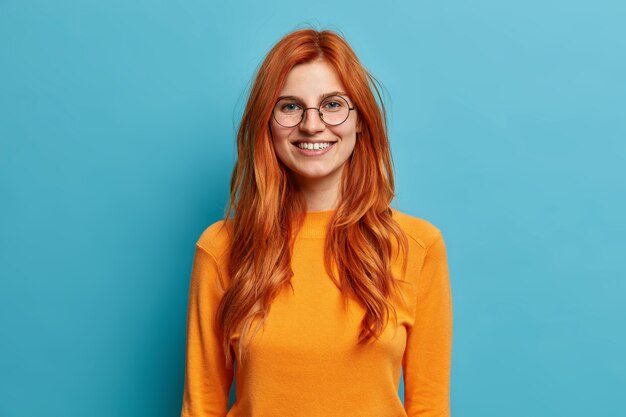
[322,100,343,111]
[280,102,302,113]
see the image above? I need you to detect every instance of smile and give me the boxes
[292,141,336,156]
[296,142,333,150]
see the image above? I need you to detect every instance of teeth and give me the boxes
[297,142,333,150]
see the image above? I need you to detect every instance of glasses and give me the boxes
[272,94,355,128]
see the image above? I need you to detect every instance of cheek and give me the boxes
[332,125,358,146]
[334,119,358,136]
[270,122,292,145]
[269,127,293,164]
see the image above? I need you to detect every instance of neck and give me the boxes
[293,170,342,212]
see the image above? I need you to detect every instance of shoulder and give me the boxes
[195,218,233,262]
[390,208,444,250]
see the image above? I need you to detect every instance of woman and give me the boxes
[181,28,453,417]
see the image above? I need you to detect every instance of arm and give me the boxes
[181,245,234,417]
[403,232,453,417]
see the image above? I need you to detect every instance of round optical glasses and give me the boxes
[272,94,355,128]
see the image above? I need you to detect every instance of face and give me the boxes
[269,59,361,188]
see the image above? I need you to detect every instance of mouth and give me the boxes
[291,140,337,156]
[291,140,337,151]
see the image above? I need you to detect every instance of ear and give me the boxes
[356,115,362,134]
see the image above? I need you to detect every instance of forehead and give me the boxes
[278,59,346,100]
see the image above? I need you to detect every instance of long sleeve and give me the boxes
[403,231,453,417]
[181,244,234,417]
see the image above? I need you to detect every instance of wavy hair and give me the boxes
[216,28,409,367]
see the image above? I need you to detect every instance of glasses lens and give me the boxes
[273,99,303,127]
[319,95,350,125]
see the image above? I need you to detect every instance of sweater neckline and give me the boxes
[297,209,336,238]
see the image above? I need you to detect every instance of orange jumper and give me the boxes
[181,209,453,417]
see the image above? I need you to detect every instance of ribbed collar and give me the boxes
[296,209,336,238]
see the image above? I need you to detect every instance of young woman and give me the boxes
[181,28,453,417]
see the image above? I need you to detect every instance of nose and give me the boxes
[299,108,326,134]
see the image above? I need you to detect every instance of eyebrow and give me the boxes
[276,91,348,102]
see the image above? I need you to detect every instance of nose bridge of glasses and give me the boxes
[301,106,324,123]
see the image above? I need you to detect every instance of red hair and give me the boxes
[217,28,409,366]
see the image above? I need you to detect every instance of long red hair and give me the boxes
[217,28,409,367]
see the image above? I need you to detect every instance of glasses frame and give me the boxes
[271,94,355,128]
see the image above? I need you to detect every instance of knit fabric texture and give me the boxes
[181,208,453,417]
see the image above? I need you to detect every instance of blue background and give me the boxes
[1,1,625,416]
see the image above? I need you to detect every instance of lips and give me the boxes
[291,140,338,145]
[292,140,336,156]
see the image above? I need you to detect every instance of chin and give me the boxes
[296,170,332,179]
[293,165,344,181]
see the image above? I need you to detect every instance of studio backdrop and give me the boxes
[1,1,624,416]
